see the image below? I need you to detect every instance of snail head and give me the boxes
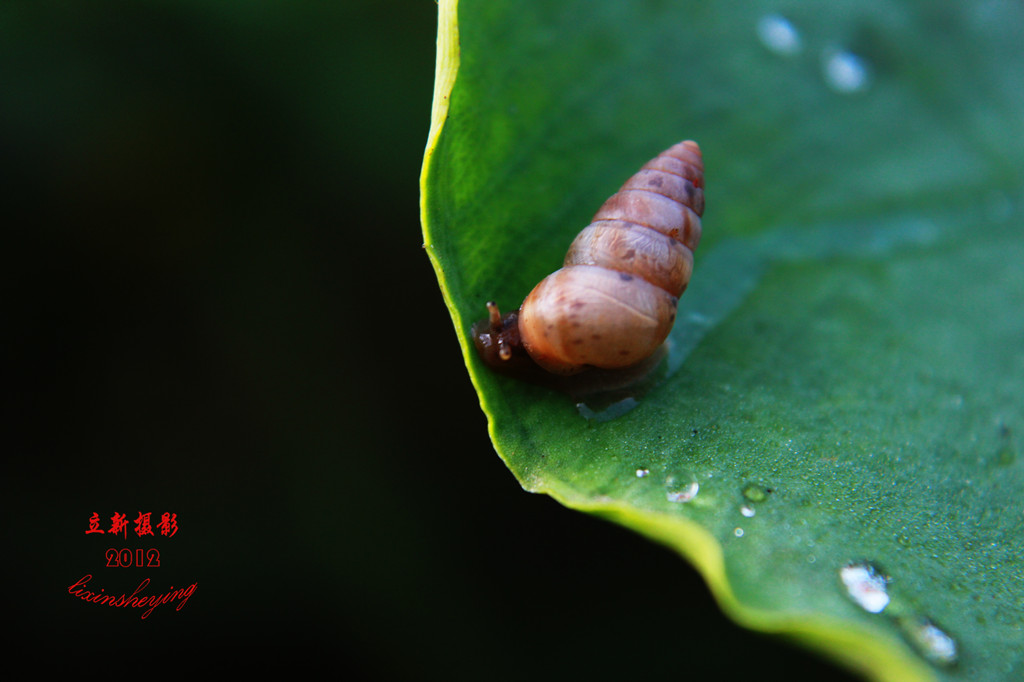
[471,301,531,371]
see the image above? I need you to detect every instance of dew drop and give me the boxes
[900,617,959,667]
[665,474,699,503]
[741,483,770,503]
[822,49,871,94]
[839,561,890,613]
[740,504,756,518]
[636,468,650,478]
[756,14,802,55]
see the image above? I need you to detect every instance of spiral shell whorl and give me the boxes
[518,141,704,375]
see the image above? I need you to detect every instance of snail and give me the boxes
[473,140,704,385]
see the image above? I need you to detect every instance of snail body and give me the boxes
[473,140,704,379]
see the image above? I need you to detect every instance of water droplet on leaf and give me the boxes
[756,14,802,55]
[742,483,770,503]
[839,561,890,613]
[899,616,959,667]
[822,49,871,93]
[665,473,699,503]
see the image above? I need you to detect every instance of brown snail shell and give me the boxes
[473,140,704,378]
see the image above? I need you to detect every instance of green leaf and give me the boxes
[420,1,1024,680]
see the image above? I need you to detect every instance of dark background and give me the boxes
[4,2,855,678]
